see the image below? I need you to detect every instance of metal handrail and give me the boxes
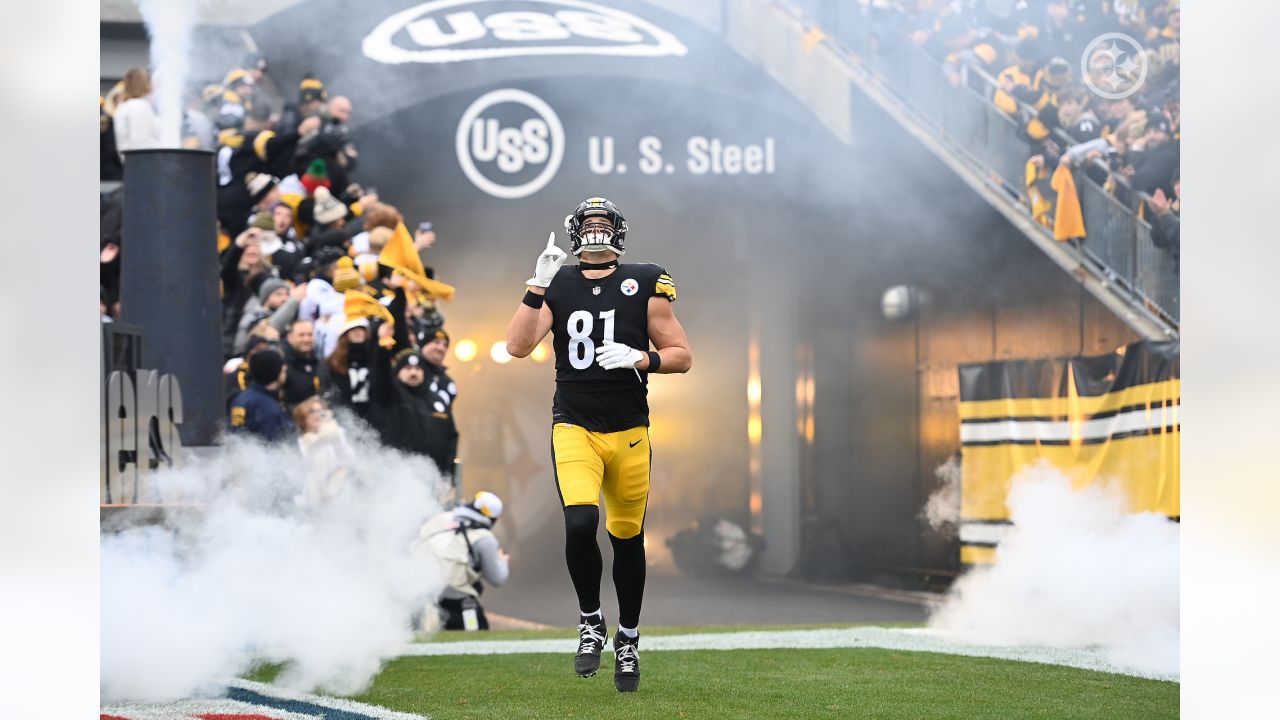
[823,8,1178,328]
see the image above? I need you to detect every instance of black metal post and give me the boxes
[120,149,222,446]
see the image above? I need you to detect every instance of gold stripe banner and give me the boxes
[957,341,1180,563]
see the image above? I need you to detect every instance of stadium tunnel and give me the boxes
[183,0,1141,589]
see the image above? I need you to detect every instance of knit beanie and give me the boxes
[257,278,289,304]
[300,159,332,196]
[393,348,424,372]
[299,77,328,104]
[249,349,284,386]
[250,211,275,232]
[332,256,360,292]
[312,186,347,226]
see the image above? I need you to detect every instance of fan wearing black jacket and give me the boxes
[366,282,458,479]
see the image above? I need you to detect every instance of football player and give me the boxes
[505,197,692,692]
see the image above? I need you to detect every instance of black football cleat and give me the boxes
[574,614,608,677]
[613,632,640,692]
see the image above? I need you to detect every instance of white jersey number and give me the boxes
[566,309,616,369]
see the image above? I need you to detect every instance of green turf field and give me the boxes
[253,630,1178,720]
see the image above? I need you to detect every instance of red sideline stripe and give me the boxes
[101,715,131,720]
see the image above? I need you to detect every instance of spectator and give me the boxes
[100,96,123,181]
[113,67,161,157]
[292,396,356,507]
[224,334,282,411]
[282,320,321,407]
[1147,173,1180,271]
[993,37,1044,115]
[321,317,374,419]
[295,95,358,191]
[305,185,351,254]
[217,103,320,236]
[1124,115,1178,197]
[298,246,350,322]
[229,349,291,442]
[233,274,291,356]
[216,68,256,130]
[181,86,216,150]
[221,227,278,357]
[366,285,456,470]
[269,203,307,281]
[280,76,328,145]
[414,491,509,631]
[419,327,460,482]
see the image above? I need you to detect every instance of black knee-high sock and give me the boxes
[609,532,646,629]
[563,505,602,615]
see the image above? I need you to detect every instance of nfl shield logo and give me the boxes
[592,287,602,295]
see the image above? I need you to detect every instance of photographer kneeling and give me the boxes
[416,491,509,631]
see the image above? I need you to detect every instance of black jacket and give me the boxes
[220,244,252,357]
[282,344,321,407]
[366,289,456,473]
[216,127,304,235]
[320,348,372,420]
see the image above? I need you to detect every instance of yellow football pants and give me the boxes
[552,423,651,539]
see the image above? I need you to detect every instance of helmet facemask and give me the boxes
[566,198,628,256]
[577,216,617,254]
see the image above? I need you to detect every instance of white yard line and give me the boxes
[102,679,430,720]
[404,626,1178,682]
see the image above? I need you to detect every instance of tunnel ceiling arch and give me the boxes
[242,0,854,226]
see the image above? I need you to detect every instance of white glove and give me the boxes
[596,341,646,370]
[527,232,567,288]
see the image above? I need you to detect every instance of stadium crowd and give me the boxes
[100,59,462,485]
[864,0,1179,255]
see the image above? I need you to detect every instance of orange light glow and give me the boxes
[454,339,478,362]
[490,341,512,364]
[530,342,550,363]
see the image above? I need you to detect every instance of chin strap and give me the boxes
[578,259,618,270]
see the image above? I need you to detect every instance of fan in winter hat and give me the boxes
[248,211,283,256]
[332,256,360,292]
[311,186,348,226]
[300,158,332,196]
[257,277,289,305]
[249,349,284,386]
[246,172,279,203]
[299,76,328,104]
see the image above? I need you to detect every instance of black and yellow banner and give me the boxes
[957,342,1179,564]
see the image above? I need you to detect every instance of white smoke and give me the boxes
[136,0,202,147]
[922,454,962,534]
[928,461,1179,677]
[100,419,449,703]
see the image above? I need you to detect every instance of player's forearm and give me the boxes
[643,345,692,374]
[505,299,542,357]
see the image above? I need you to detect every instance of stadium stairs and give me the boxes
[722,0,1178,341]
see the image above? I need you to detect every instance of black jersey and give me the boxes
[544,262,677,432]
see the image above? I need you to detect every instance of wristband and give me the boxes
[646,351,661,372]
[522,289,545,309]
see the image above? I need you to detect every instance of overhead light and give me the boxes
[454,339,478,362]
[490,341,512,364]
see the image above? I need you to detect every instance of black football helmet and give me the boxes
[565,197,628,256]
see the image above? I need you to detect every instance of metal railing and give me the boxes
[822,7,1179,329]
